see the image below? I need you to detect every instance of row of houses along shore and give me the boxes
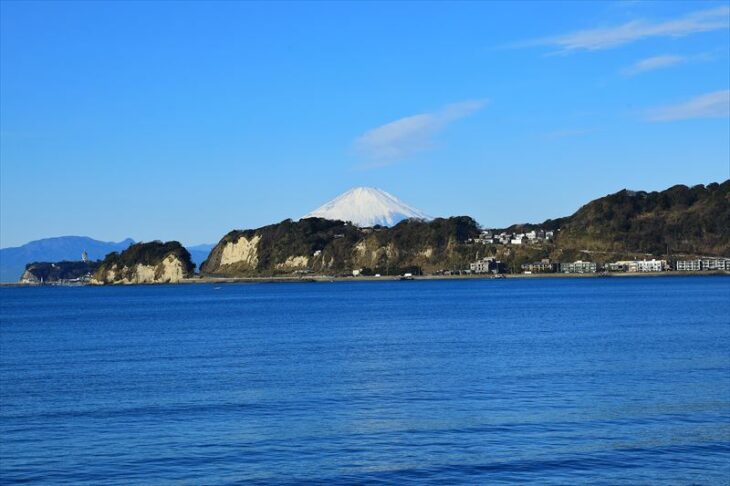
[468,256,730,275]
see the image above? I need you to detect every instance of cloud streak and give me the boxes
[621,51,716,76]
[520,6,729,53]
[355,99,487,163]
[621,54,686,76]
[646,90,730,122]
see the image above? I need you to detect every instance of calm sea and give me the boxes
[1,277,729,484]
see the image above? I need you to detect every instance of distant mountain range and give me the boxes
[304,187,430,227]
[186,244,215,269]
[0,236,134,282]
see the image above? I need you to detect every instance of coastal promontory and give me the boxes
[92,241,194,284]
[200,216,481,277]
[21,260,100,284]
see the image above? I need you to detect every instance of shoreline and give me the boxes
[2,271,728,288]
[181,270,729,285]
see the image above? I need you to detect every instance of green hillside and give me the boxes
[553,181,729,257]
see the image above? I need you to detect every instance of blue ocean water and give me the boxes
[1,277,729,484]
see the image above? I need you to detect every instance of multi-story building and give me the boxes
[560,260,597,273]
[521,258,558,273]
[470,257,505,274]
[605,261,630,272]
[673,258,730,271]
[675,259,701,271]
[701,258,730,271]
[605,259,667,272]
[632,259,668,272]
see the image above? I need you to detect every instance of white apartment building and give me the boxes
[676,259,701,271]
[701,258,730,271]
[631,259,667,272]
[561,260,597,273]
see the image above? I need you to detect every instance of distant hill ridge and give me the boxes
[201,180,728,277]
[562,181,729,255]
[506,181,729,257]
[6,181,728,283]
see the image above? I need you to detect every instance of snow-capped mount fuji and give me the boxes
[303,187,431,227]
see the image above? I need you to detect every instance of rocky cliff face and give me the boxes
[93,241,194,284]
[200,217,481,277]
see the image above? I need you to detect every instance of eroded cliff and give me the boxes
[93,241,194,284]
[200,217,481,277]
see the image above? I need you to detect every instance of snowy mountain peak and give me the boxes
[303,187,431,227]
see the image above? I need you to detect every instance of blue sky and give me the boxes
[1,1,729,247]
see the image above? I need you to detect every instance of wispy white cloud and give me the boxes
[519,6,729,53]
[621,54,686,76]
[646,90,730,122]
[621,51,717,76]
[354,99,487,163]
